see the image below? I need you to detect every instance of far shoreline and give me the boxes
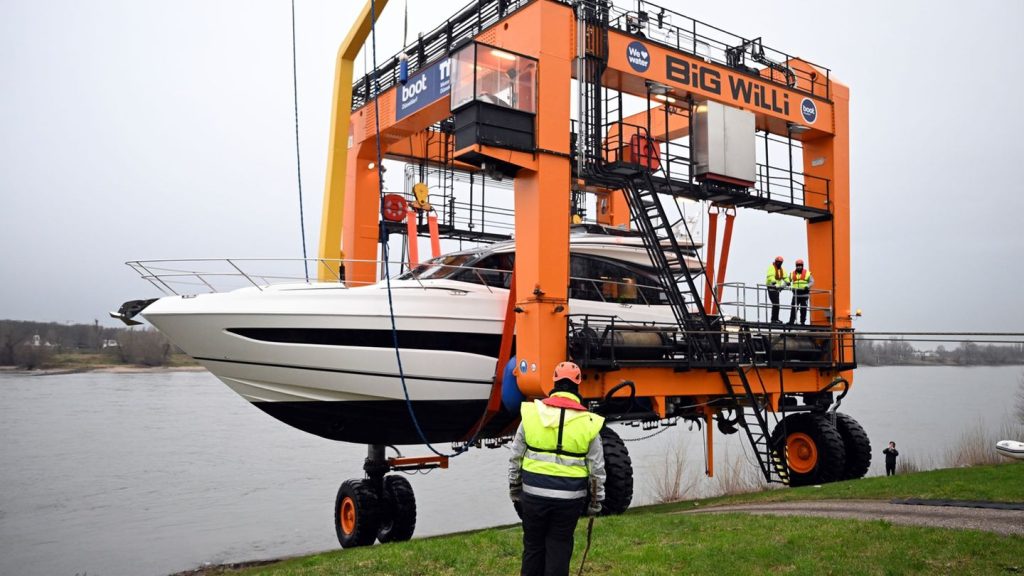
[0,365,207,377]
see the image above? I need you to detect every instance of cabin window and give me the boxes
[454,253,513,288]
[450,43,537,113]
[401,253,479,280]
[569,256,664,304]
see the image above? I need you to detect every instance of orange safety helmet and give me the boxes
[553,361,582,385]
[795,259,804,266]
[774,256,784,263]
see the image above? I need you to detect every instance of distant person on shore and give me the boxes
[883,441,899,476]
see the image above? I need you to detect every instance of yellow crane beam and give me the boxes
[318,0,390,281]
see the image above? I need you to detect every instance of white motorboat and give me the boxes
[117,226,702,445]
[995,440,1024,460]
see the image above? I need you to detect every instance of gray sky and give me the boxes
[2,0,1023,335]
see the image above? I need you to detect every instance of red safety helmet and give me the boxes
[774,256,784,263]
[795,259,804,266]
[553,362,582,385]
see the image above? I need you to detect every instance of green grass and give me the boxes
[218,464,1024,576]
[661,461,1024,510]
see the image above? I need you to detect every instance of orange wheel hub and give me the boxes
[340,496,356,534]
[786,432,818,474]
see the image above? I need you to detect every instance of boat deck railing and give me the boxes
[126,258,674,303]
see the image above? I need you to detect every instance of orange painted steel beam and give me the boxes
[608,104,691,143]
[388,455,449,469]
[602,31,834,138]
[579,365,841,400]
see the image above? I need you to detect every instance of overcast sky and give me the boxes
[2,0,1022,336]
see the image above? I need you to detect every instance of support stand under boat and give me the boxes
[334,444,447,548]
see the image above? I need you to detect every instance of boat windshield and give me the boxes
[399,253,481,280]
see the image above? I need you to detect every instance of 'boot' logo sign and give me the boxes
[627,41,650,73]
[800,98,817,124]
[397,58,452,120]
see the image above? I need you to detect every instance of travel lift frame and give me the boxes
[322,0,866,547]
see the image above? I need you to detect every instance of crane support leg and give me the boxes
[319,0,390,281]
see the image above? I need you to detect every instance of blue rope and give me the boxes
[369,0,477,458]
[290,0,309,282]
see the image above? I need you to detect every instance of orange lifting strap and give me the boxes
[712,209,736,316]
[703,207,719,314]
[427,212,441,259]
[405,208,419,267]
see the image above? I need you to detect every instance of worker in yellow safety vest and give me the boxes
[765,256,788,324]
[788,259,815,325]
[509,362,606,576]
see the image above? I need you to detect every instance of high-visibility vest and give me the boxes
[765,264,788,287]
[790,269,812,290]
[520,392,605,499]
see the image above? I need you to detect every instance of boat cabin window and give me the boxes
[401,250,664,305]
[569,256,666,305]
[400,253,480,280]
[453,253,513,288]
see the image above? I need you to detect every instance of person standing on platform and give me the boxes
[508,362,606,576]
[883,441,899,476]
[788,259,814,325]
[765,256,788,324]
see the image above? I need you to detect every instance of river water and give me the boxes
[1,366,1021,576]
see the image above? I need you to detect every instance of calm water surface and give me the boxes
[0,366,1020,576]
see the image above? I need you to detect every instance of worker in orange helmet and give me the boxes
[765,256,788,324]
[788,258,815,325]
[508,361,606,576]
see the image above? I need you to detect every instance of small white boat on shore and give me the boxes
[995,440,1024,460]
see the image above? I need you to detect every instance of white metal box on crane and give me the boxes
[693,101,756,186]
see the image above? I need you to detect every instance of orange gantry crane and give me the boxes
[322,0,866,547]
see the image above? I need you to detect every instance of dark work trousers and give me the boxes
[886,462,896,476]
[520,492,585,576]
[767,286,782,323]
[789,288,809,324]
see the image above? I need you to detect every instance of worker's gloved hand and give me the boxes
[586,500,602,517]
[509,483,523,503]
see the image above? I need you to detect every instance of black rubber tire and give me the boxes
[834,412,872,480]
[334,479,380,548]
[599,426,633,515]
[377,475,417,543]
[771,413,846,487]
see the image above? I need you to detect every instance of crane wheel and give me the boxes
[771,413,846,487]
[834,412,872,480]
[599,426,633,515]
[377,475,417,543]
[334,479,380,548]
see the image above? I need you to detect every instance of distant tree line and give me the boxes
[0,319,176,369]
[856,336,1024,366]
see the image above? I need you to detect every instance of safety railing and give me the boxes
[352,0,832,110]
[601,0,832,100]
[716,281,832,326]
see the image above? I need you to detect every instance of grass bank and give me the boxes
[211,463,1022,576]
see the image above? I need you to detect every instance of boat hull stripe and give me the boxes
[194,357,493,385]
[227,327,504,357]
